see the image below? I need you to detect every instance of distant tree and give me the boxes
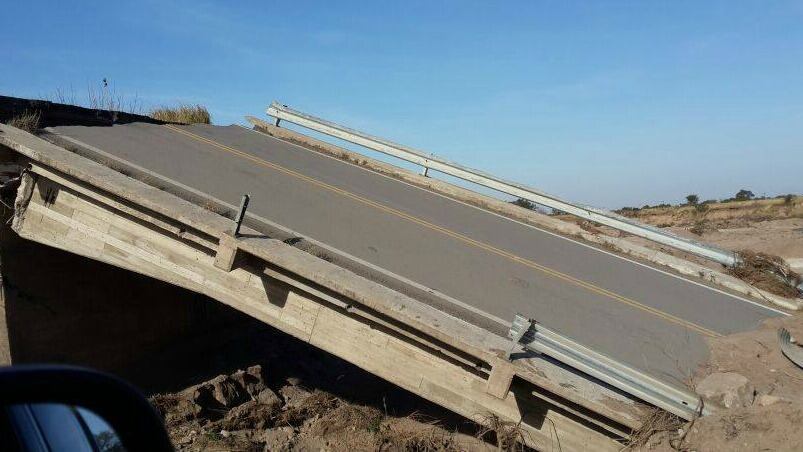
[734,189,755,201]
[685,194,699,205]
[511,198,535,210]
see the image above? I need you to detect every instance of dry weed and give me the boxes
[87,79,123,112]
[729,250,801,298]
[277,390,338,426]
[624,407,683,450]
[201,200,228,216]
[7,110,41,133]
[689,219,712,236]
[150,104,211,124]
[377,412,461,451]
[474,413,528,451]
[308,404,383,437]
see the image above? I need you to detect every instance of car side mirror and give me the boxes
[0,365,173,451]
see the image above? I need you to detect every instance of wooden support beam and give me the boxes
[487,358,516,399]
[213,235,238,272]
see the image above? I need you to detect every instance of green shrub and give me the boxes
[734,189,754,201]
[511,198,535,210]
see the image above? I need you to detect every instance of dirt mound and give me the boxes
[149,365,498,451]
[615,196,803,229]
[634,313,803,451]
[682,403,803,452]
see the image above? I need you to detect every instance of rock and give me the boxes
[171,397,203,422]
[756,394,782,406]
[151,394,204,425]
[231,365,268,399]
[697,372,755,408]
[258,426,294,451]
[211,375,247,408]
[279,385,311,409]
[256,388,283,409]
[192,384,226,419]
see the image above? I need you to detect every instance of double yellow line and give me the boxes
[165,124,720,338]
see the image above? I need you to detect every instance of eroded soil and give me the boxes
[144,323,512,451]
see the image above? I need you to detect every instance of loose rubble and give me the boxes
[696,372,755,409]
[150,364,499,451]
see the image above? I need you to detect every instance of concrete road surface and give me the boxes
[49,122,786,382]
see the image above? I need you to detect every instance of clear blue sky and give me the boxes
[2,1,801,207]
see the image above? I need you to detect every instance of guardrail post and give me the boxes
[420,166,429,177]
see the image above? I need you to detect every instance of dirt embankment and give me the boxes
[555,196,803,298]
[635,313,803,451]
[557,197,803,261]
[591,197,803,450]
[151,365,504,452]
[619,196,802,229]
[145,322,518,452]
[614,196,803,269]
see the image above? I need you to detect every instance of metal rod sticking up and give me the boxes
[232,194,250,237]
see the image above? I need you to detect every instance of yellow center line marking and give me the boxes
[164,124,721,338]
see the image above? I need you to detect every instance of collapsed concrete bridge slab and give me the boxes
[0,123,653,450]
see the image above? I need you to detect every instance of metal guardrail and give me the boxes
[779,328,803,369]
[509,314,706,420]
[267,101,738,267]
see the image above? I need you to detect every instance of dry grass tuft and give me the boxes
[150,104,211,124]
[378,417,460,451]
[276,390,339,426]
[689,219,710,236]
[729,250,801,298]
[201,200,229,216]
[307,404,383,437]
[7,110,41,133]
[474,413,528,451]
[625,407,683,450]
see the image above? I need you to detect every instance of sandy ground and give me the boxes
[604,196,803,451]
[632,313,803,451]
